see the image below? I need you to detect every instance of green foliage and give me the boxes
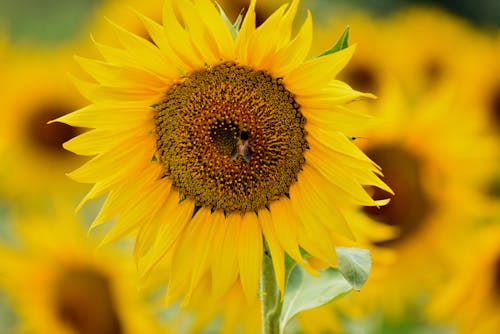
[336,247,371,291]
[279,247,371,333]
[0,0,100,45]
[280,266,352,333]
[318,26,350,57]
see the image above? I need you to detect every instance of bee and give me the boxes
[230,131,252,162]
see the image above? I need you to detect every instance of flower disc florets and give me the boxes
[154,62,308,213]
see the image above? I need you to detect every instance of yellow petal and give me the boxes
[306,149,378,206]
[193,0,235,58]
[237,212,263,303]
[139,196,194,278]
[74,55,169,90]
[284,45,356,95]
[176,0,219,64]
[258,209,286,294]
[64,128,144,156]
[246,5,287,68]
[288,184,338,264]
[235,0,256,62]
[91,35,137,67]
[276,0,300,49]
[68,74,160,104]
[211,211,240,299]
[167,207,217,304]
[270,10,313,77]
[134,10,190,73]
[68,135,153,184]
[296,166,355,239]
[297,80,375,107]
[133,180,174,261]
[307,128,375,164]
[302,105,377,133]
[106,19,178,80]
[55,103,152,130]
[162,0,204,69]
[103,178,171,246]
[269,199,318,276]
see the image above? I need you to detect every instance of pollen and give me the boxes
[154,62,308,213]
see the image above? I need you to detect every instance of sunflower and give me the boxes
[0,49,88,206]
[454,32,500,195]
[343,78,498,318]
[296,8,499,327]
[0,209,167,334]
[462,33,500,134]
[385,6,479,96]
[56,0,389,304]
[428,223,500,334]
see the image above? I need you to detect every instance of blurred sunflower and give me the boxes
[55,0,390,304]
[0,50,87,205]
[311,13,393,97]
[347,80,498,318]
[429,224,500,334]
[0,210,167,334]
[387,7,478,95]
[456,33,500,196]
[465,34,500,136]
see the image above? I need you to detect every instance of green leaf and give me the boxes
[215,2,241,40]
[336,247,371,291]
[232,12,243,33]
[279,265,352,333]
[284,253,296,278]
[318,25,350,57]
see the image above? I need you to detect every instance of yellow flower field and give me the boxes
[0,0,498,333]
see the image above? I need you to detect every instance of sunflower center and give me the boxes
[210,119,240,157]
[154,62,307,213]
[342,63,378,93]
[424,58,444,85]
[28,103,79,154]
[54,268,122,334]
[363,145,431,245]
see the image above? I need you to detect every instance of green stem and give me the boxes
[261,247,282,334]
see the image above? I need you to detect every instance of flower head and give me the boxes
[0,49,87,204]
[55,0,389,304]
[351,80,497,317]
[0,210,165,334]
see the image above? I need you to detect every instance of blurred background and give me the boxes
[0,0,499,333]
